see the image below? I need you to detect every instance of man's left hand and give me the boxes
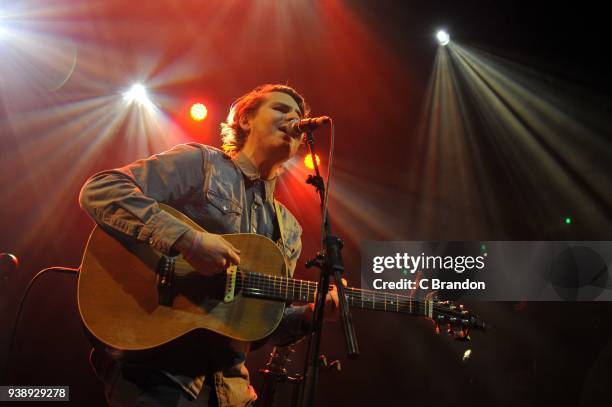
[303,278,347,323]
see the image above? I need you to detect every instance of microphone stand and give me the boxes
[298,129,359,407]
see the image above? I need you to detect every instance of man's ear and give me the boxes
[239,114,251,133]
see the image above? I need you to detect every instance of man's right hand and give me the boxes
[174,229,241,276]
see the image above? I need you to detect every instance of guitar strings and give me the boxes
[234,271,462,317]
[240,271,422,308]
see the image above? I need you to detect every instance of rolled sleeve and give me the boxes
[79,143,205,255]
[268,304,311,347]
[137,210,191,254]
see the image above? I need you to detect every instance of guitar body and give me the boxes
[78,205,288,351]
[79,206,485,353]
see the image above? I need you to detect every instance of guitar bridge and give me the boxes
[157,255,176,306]
[224,265,238,302]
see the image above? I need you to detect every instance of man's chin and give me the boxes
[281,133,297,144]
[265,143,291,162]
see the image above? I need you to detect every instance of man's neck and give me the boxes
[240,146,281,180]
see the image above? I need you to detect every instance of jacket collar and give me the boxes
[232,151,276,202]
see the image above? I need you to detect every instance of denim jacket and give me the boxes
[79,143,307,404]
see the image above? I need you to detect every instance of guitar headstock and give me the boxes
[430,299,486,341]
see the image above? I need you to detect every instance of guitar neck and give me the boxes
[239,272,433,317]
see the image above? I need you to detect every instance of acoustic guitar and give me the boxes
[78,204,485,351]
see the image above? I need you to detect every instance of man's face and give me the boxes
[242,91,303,162]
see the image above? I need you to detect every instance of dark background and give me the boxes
[1,1,611,405]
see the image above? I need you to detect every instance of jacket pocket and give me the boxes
[206,188,243,215]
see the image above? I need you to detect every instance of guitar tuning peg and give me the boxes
[329,359,342,372]
[453,327,470,341]
[318,354,328,368]
[318,355,341,373]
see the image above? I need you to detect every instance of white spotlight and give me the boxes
[436,30,450,46]
[123,83,150,105]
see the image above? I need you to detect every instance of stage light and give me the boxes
[123,83,150,105]
[304,153,320,170]
[436,30,450,46]
[564,217,572,225]
[190,103,208,121]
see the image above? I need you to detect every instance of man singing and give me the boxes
[80,84,338,406]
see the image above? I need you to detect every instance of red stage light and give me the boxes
[190,103,208,121]
[304,153,320,170]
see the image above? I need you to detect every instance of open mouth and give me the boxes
[279,124,299,140]
[278,129,291,142]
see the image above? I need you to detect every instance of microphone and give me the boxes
[285,116,330,136]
